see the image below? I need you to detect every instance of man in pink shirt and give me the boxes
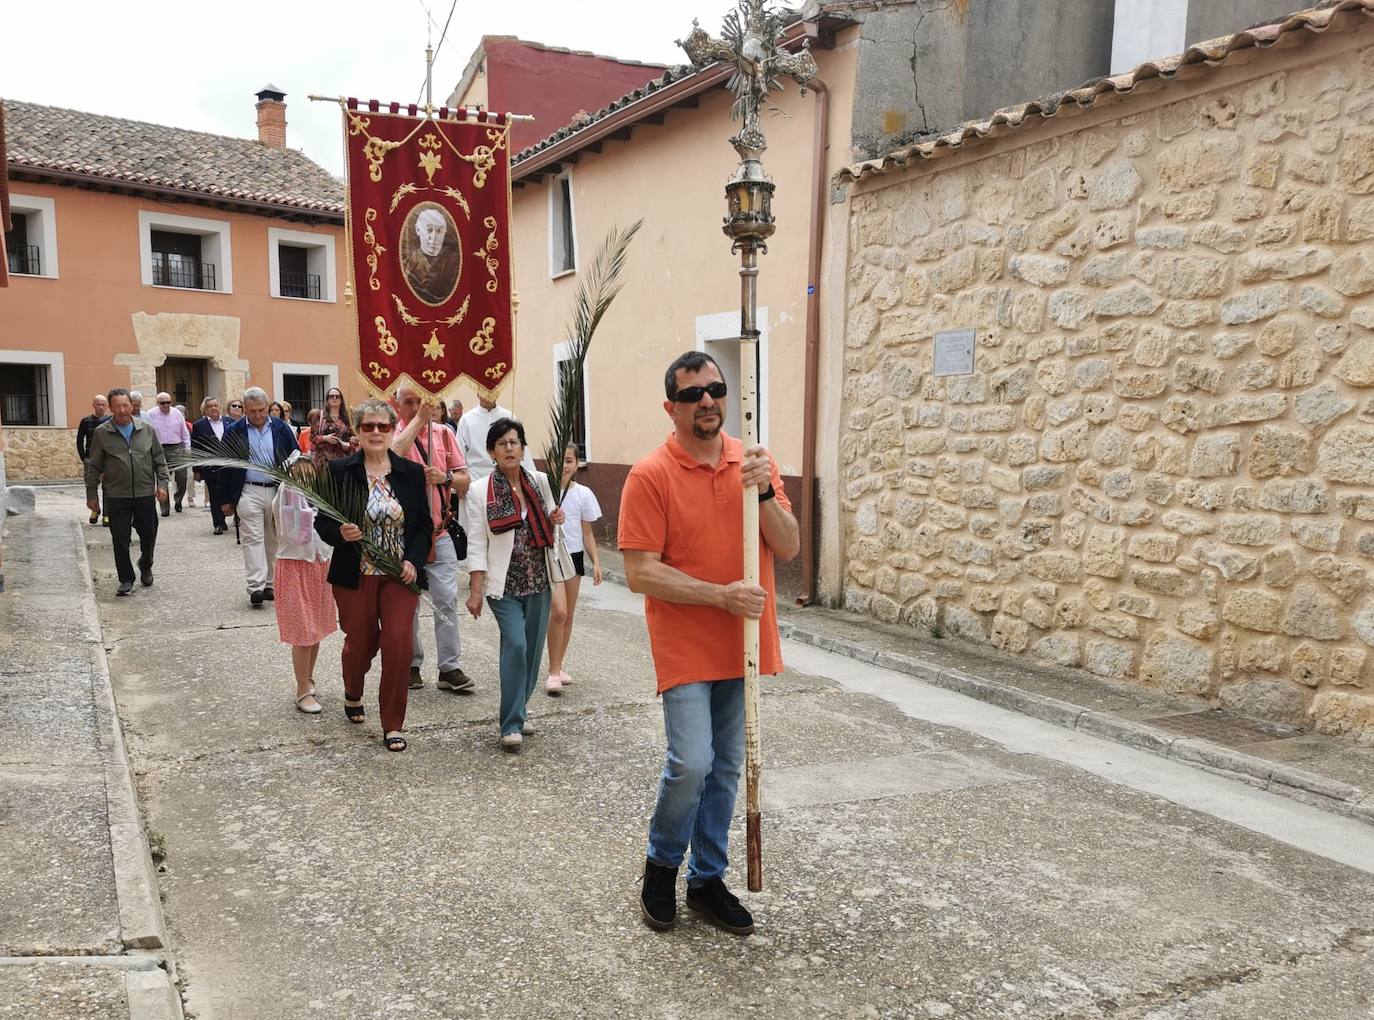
[150,392,191,515]
[393,382,472,692]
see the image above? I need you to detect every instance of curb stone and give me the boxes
[70,517,183,1018]
[777,619,1372,828]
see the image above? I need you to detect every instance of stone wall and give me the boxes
[3,429,81,481]
[841,40,1374,743]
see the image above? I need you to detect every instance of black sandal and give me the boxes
[344,699,365,724]
[383,731,407,752]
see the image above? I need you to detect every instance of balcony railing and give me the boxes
[151,253,217,291]
[280,271,322,300]
[6,244,40,276]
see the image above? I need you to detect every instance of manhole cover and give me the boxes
[1148,710,1302,747]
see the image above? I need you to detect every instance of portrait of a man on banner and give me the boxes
[341,101,515,402]
[402,203,461,306]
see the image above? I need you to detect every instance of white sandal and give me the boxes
[295,692,323,715]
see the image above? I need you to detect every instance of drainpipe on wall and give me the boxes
[798,60,830,606]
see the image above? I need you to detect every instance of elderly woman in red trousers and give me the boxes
[314,398,431,751]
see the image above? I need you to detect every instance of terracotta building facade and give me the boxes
[0,90,355,480]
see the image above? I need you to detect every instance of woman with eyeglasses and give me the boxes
[311,387,356,468]
[465,418,565,751]
[314,398,432,752]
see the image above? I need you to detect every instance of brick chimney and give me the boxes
[255,85,287,148]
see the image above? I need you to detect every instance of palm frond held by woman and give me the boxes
[172,442,417,592]
[542,219,644,504]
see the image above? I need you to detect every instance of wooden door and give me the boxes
[156,358,208,421]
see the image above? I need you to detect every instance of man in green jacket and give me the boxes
[85,388,169,596]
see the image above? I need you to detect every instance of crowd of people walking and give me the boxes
[75,350,794,936]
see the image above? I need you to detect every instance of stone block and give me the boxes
[1095,283,1161,318]
[1139,631,1214,694]
[1248,425,1314,479]
[1085,639,1135,679]
[1331,250,1374,297]
[1310,690,1374,744]
[1318,425,1374,483]
[1219,514,1282,546]
[1258,480,1328,514]
[1088,160,1144,210]
[1033,632,1082,667]
[1157,255,1229,298]
[1223,589,1284,632]
[1283,583,1344,640]
[1189,433,1241,477]
[1310,554,1368,604]
[1194,541,1259,581]
[1291,518,1343,553]
[1300,284,1346,318]
[1024,551,1081,583]
[1177,601,1221,639]
[1218,679,1307,726]
[1209,393,1287,426]
[1220,284,1290,324]
[1157,136,1243,193]
[1009,254,1071,288]
[1335,128,1374,195]
[1128,533,1179,563]
[1295,382,1355,426]
[1335,339,1374,386]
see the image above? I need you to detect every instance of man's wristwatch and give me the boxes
[758,483,776,504]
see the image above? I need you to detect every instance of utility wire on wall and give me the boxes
[417,0,461,105]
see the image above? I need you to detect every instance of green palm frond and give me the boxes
[542,219,644,503]
[172,443,417,592]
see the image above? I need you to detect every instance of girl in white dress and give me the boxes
[546,444,603,694]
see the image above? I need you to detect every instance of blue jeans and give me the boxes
[488,589,551,736]
[646,678,745,886]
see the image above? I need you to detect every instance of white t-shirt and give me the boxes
[559,481,602,553]
[457,404,535,480]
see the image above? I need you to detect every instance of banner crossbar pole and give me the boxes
[307,94,535,123]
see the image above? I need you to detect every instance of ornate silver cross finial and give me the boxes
[677,1,818,165]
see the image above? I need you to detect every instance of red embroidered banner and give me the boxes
[342,102,514,400]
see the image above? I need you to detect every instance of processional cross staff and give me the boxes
[678,0,817,893]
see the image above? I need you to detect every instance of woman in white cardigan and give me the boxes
[465,418,564,751]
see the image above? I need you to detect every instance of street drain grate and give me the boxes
[1147,710,1302,747]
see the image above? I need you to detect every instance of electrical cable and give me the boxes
[417,0,460,106]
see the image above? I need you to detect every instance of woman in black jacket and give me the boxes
[315,398,432,751]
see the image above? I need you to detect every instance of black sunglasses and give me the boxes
[671,381,728,403]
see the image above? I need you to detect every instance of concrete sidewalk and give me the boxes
[11,486,1374,1018]
[0,494,180,1018]
[609,547,1374,827]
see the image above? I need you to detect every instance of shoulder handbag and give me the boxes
[542,478,576,584]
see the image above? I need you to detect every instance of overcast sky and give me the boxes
[3,0,747,177]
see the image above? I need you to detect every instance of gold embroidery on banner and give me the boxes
[392,293,424,326]
[363,209,385,291]
[375,316,399,356]
[368,361,392,381]
[475,216,500,294]
[363,136,402,182]
[348,115,370,136]
[422,330,446,361]
[440,126,508,189]
[417,132,443,183]
[440,295,470,328]
[422,369,447,386]
[440,186,471,219]
[484,362,507,381]
[469,317,497,356]
[390,183,418,213]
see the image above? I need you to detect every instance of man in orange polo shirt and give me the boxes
[619,350,799,937]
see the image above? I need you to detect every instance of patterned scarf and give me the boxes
[486,468,554,548]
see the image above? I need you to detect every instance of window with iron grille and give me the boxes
[4,213,40,276]
[150,230,218,290]
[282,374,327,427]
[0,363,52,426]
[277,244,321,300]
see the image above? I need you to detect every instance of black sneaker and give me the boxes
[262,586,274,602]
[116,581,134,597]
[140,569,154,587]
[161,506,170,518]
[250,589,265,608]
[640,858,678,930]
[686,876,755,935]
[409,666,425,690]
[437,668,474,693]
[174,501,183,513]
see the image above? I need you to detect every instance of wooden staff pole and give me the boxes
[739,244,764,892]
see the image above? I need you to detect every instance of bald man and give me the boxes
[149,391,191,514]
[403,207,460,305]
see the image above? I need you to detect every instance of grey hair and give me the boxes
[129,390,144,402]
[200,395,218,413]
[242,386,269,404]
[393,380,417,400]
[353,398,397,429]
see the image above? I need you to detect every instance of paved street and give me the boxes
[6,486,1374,1019]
